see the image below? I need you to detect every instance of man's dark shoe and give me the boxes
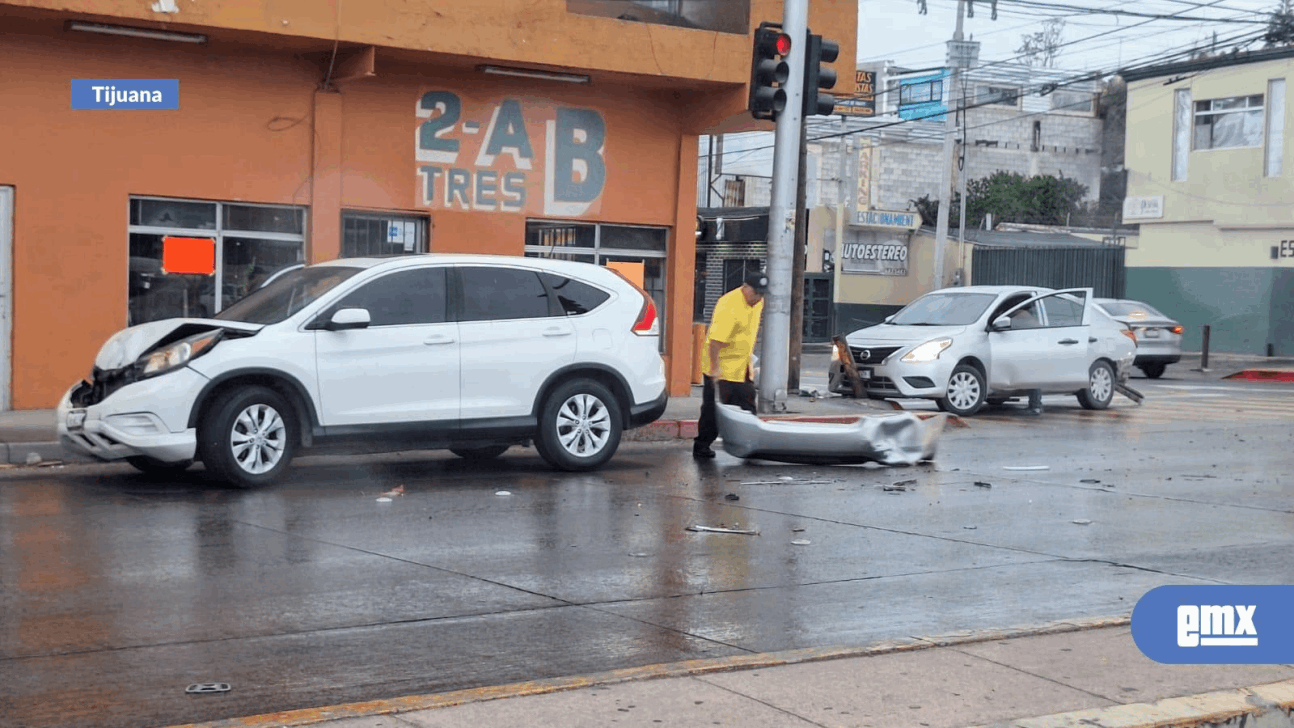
[692,445,716,459]
[1026,406,1043,416]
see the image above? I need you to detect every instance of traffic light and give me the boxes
[803,32,840,117]
[749,22,791,121]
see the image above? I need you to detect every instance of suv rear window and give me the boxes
[541,273,610,316]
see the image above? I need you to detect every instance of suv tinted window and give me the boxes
[541,272,610,316]
[459,267,550,321]
[331,267,447,326]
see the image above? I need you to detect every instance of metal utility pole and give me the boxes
[788,116,808,394]
[932,0,966,292]
[758,0,807,412]
[956,79,968,285]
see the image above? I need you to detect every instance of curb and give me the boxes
[164,616,1130,728]
[1224,369,1294,382]
[972,679,1294,728]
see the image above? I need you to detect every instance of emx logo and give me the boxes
[1133,586,1292,664]
[1177,605,1257,647]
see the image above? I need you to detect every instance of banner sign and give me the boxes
[416,92,606,217]
[71,79,179,110]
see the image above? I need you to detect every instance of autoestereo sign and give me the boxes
[840,238,909,276]
[415,91,606,217]
[1131,585,1294,664]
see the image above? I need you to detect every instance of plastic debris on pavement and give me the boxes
[495,490,513,496]
[974,481,992,488]
[724,493,740,501]
[1072,519,1093,525]
[687,524,760,536]
[379,485,405,498]
[716,404,947,466]
[1004,465,1050,471]
[376,497,393,503]
[791,539,811,545]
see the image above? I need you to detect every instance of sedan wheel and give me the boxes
[198,386,297,488]
[1140,363,1166,379]
[535,379,622,472]
[937,364,986,416]
[1077,360,1115,410]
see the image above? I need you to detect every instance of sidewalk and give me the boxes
[169,620,1294,728]
[6,350,1294,467]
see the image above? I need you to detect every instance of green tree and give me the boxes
[1264,0,1294,47]
[913,171,1089,228]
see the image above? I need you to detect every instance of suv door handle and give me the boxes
[423,334,455,345]
[1058,338,1080,345]
[543,327,572,337]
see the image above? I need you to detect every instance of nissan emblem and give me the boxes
[860,349,871,361]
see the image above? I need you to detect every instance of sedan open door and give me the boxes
[987,288,1094,392]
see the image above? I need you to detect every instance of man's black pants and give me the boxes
[694,375,757,451]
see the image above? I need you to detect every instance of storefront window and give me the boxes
[127,197,306,326]
[524,220,669,347]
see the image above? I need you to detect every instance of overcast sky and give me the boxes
[855,0,1279,75]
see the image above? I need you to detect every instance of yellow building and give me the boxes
[1122,48,1294,356]
[0,0,857,410]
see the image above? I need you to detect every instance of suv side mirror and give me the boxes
[991,315,1012,331]
[325,308,371,331]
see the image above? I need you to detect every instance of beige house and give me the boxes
[1122,48,1294,356]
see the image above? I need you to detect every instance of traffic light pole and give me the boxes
[932,0,966,293]
[758,0,807,413]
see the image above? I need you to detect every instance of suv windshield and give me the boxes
[890,292,998,326]
[216,266,363,324]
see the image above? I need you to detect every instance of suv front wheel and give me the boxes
[198,385,298,488]
[535,379,622,472]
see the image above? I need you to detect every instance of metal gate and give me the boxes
[971,245,1126,299]
[802,273,833,342]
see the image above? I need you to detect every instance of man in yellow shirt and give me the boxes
[693,272,767,458]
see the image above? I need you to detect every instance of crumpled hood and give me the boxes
[94,318,263,371]
[846,323,969,346]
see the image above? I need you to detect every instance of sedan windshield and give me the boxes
[1099,300,1165,318]
[889,292,998,326]
[216,266,363,324]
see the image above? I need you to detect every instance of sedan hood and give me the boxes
[94,318,263,371]
[846,323,969,344]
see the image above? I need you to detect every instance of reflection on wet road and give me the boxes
[1,380,1291,728]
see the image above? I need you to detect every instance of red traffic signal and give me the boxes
[749,22,791,121]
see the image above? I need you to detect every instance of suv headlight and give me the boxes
[140,331,222,378]
[901,338,953,363]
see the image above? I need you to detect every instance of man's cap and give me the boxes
[743,272,769,293]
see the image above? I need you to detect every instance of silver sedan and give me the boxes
[1094,298,1183,379]
[828,286,1137,416]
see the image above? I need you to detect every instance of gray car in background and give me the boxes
[1094,299,1183,379]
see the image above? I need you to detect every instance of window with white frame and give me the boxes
[524,220,669,348]
[900,79,943,105]
[1173,88,1191,181]
[128,197,306,326]
[977,85,1020,107]
[1050,89,1095,115]
[1194,95,1264,150]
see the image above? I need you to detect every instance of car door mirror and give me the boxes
[991,315,1012,331]
[326,307,371,331]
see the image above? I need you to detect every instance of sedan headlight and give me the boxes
[140,331,221,378]
[901,338,953,363]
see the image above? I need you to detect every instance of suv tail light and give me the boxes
[633,297,659,336]
[607,268,660,336]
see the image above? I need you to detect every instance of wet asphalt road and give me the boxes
[1,378,1292,728]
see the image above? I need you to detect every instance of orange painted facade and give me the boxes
[0,0,855,410]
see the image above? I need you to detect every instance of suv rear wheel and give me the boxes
[535,379,622,472]
[198,386,297,488]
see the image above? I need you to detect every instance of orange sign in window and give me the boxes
[162,236,216,275]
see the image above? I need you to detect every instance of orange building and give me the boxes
[0,0,855,411]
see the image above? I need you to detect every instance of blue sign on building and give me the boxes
[71,80,180,110]
[897,70,948,123]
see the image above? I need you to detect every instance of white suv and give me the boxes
[57,255,669,487]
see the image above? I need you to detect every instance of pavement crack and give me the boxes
[694,676,835,727]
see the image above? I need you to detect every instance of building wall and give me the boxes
[831,228,962,333]
[1124,57,1294,355]
[0,23,690,407]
